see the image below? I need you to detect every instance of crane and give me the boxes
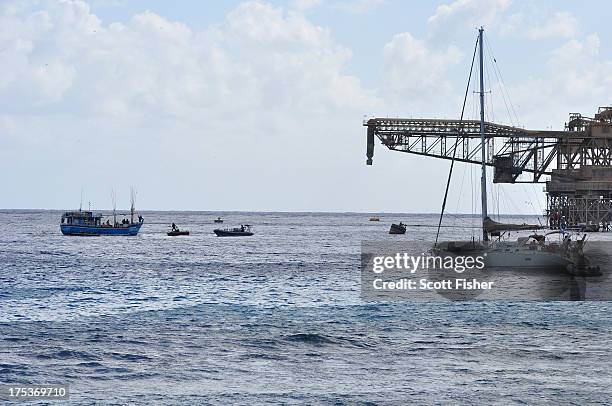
[365,106,612,228]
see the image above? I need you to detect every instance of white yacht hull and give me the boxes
[484,247,572,270]
[434,240,574,271]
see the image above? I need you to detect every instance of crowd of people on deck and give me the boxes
[100,215,144,227]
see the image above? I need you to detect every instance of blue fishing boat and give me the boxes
[60,211,143,236]
[60,190,144,236]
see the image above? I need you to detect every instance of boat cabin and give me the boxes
[61,211,103,227]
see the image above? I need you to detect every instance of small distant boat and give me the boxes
[369,216,380,221]
[214,225,253,237]
[214,217,224,223]
[167,223,189,236]
[167,230,189,236]
[389,222,406,234]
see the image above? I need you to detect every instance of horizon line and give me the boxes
[0,208,546,216]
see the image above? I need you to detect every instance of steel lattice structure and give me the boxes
[365,107,612,228]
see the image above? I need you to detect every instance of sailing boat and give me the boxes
[433,28,593,274]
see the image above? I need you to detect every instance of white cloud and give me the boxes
[382,32,462,100]
[332,0,385,14]
[0,0,377,119]
[428,0,511,31]
[530,11,579,39]
[219,1,379,115]
[550,34,600,62]
[501,10,579,40]
[423,0,605,127]
[290,0,322,12]
[500,32,612,129]
[546,33,609,99]
[0,0,385,210]
[427,0,579,42]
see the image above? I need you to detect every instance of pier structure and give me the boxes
[365,107,612,229]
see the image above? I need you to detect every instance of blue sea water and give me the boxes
[0,210,611,404]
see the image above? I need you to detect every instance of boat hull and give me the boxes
[167,231,189,236]
[60,223,143,236]
[434,241,573,271]
[213,229,253,237]
[389,224,406,234]
[485,247,572,269]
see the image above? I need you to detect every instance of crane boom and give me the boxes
[365,107,612,228]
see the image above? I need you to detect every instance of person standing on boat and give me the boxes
[560,216,566,236]
[172,223,177,231]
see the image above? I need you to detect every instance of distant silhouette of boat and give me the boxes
[369,216,380,221]
[214,225,253,237]
[214,217,224,223]
[389,222,406,234]
[167,230,189,236]
[168,223,189,236]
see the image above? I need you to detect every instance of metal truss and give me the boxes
[365,108,612,227]
[365,115,611,183]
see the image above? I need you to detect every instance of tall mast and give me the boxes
[478,27,488,242]
[130,187,135,224]
[111,188,117,226]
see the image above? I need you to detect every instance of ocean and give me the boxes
[1,210,611,404]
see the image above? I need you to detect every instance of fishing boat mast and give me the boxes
[478,27,488,242]
[130,187,135,224]
[111,189,117,226]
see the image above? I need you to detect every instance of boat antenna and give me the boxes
[435,32,479,246]
[79,188,83,212]
[478,26,489,242]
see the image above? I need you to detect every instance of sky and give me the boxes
[1,0,611,213]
